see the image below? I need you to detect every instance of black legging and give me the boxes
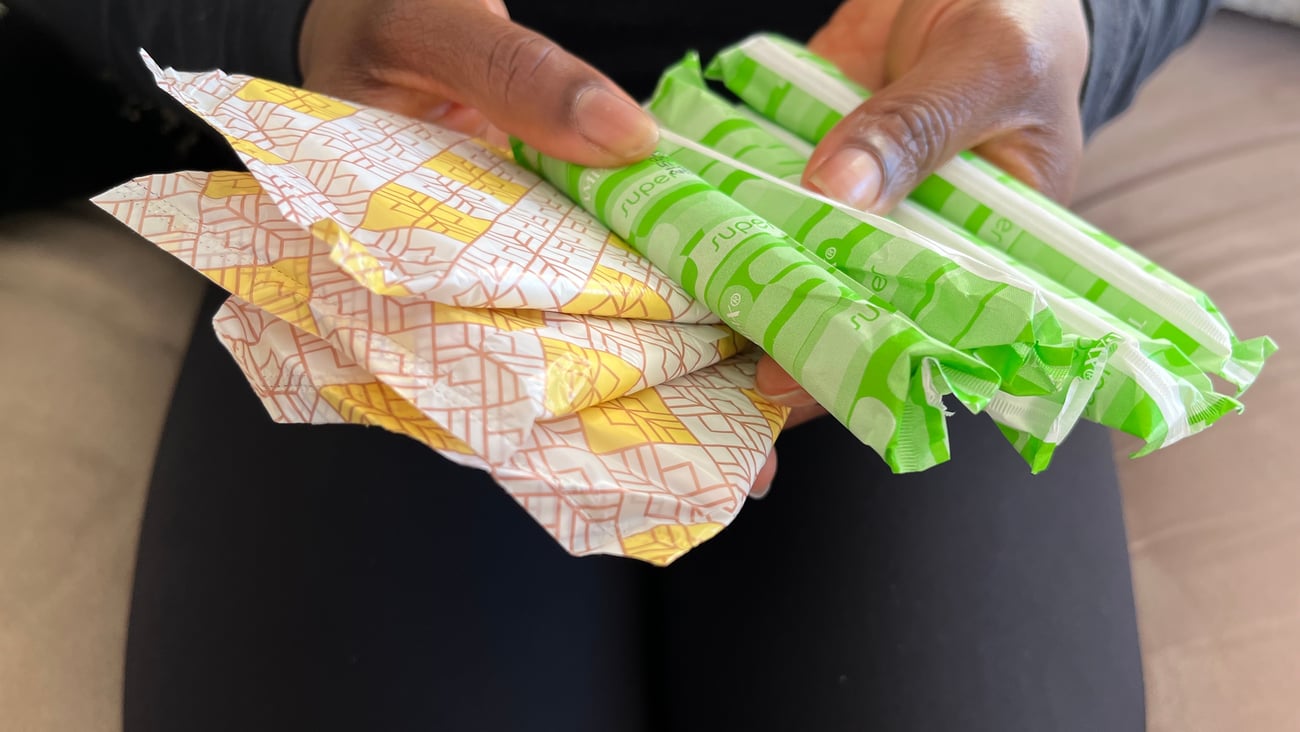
[122,286,1145,731]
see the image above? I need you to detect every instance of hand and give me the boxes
[752,0,1091,494]
[297,1,799,497]
[297,0,659,166]
[804,0,1090,210]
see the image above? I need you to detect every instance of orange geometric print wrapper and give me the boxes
[212,297,781,564]
[91,58,792,563]
[141,55,716,323]
[98,170,745,458]
[95,169,783,564]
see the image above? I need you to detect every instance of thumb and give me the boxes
[803,9,1081,211]
[396,2,658,166]
[304,0,658,167]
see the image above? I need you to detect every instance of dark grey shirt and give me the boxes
[1082,0,1222,133]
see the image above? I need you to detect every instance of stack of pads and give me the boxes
[93,36,1273,564]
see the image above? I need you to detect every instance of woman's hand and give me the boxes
[806,0,1090,210]
[295,0,1090,498]
[298,0,659,167]
[752,0,1091,495]
[298,1,796,497]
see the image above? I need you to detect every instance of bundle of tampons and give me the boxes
[94,37,1275,564]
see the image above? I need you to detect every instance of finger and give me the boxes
[973,105,1084,203]
[417,101,492,135]
[750,404,829,501]
[803,4,1082,211]
[372,0,658,166]
[806,0,904,91]
[750,450,778,500]
[783,404,829,431]
[754,356,817,407]
[754,357,829,428]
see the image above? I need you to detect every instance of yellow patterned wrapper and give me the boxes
[139,53,715,324]
[94,57,793,563]
[94,170,785,565]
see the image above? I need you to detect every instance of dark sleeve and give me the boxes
[0,0,309,213]
[1080,0,1222,135]
[4,0,310,94]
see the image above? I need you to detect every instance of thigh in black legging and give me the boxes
[124,289,653,732]
[657,411,1145,732]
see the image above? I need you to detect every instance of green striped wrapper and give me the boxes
[658,132,1109,400]
[650,56,1061,352]
[706,34,1276,393]
[648,53,809,185]
[894,202,1242,463]
[706,35,866,146]
[513,140,1001,473]
[647,61,1099,469]
[648,54,1244,467]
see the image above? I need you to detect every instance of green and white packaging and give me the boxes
[646,51,1253,468]
[512,140,1002,473]
[505,37,1271,474]
[706,34,1277,392]
[650,57,1059,352]
[894,203,1242,460]
[648,57,1095,467]
[648,54,810,185]
[663,140,1112,469]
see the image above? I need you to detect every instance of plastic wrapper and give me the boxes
[892,203,1244,458]
[707,34,1276,391]
[139,55,714,323]
[657,133,1115,469]
[93,63,790,565]
[648,59,1106,468]
[647,51,1261,467]
[514,140,1007,473]
[97,171,742,464]
[90,42,1274,561]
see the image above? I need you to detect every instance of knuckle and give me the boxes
[859,92,966,180]
[1001,127,1082,200]
[1008,34,1055,89]
[976,10,1061,94]
[485,29,560,103]
[941,5,1059,107]
[368,2,425,63]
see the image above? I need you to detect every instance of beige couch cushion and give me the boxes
[0,203,203,732]
[1224,0,1300,26]
[1074,12,1300,732]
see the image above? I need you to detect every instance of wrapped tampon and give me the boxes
[513,141,1001,473]
[707,34,1276,391]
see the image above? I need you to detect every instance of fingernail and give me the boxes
[761,387,817,408]
[574,87,659,159]
[810,147,882,210]
[750,482,772,500]
[420,101,454,123]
